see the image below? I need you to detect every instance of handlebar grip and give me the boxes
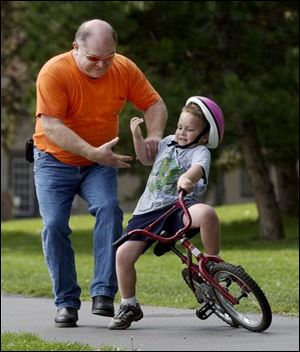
[112,233,132,248]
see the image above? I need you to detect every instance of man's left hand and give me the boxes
[144,136,161,162]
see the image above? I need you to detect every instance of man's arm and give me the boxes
[41,115,132,168]
[143,99,168,161]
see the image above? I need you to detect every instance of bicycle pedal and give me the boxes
[196,302,214,320]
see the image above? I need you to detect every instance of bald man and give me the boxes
[33,19,167,327]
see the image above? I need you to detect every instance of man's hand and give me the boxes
[90,137,132,168]
[143,99,167,162]
[144,136,161,162]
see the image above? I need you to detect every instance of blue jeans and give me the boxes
[33,149,123,310]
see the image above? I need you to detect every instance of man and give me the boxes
[33,19,167,327]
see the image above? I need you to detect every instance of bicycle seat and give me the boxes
[153,228,200,256]
[153,231,175,256]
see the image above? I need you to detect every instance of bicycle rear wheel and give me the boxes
[210,262,272,332]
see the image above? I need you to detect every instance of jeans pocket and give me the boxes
[33,148,51,171]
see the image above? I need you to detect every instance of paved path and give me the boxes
[1,294,299,351]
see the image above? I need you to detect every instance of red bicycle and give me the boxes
[114,190,272,332]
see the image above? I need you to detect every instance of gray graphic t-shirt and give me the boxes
[133,135,211,215]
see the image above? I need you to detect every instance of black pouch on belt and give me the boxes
[25,138,34,163]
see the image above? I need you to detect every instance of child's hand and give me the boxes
[177,175,194,194]
[130,117,144,138]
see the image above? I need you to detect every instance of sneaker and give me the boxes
[181,268,205,303]
[108,303,143,330]
[182,268,203,289]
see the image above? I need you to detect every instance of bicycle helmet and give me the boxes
[185,96,225,149]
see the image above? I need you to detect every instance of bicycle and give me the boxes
[113,190,272,332]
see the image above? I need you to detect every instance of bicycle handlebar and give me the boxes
[178,188,192,232]
[113,189,192,249]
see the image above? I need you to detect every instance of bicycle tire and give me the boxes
[210,262,272,332]
[213,302,240,328]
[181,268,239,328]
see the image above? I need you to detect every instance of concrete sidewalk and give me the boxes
[1,294,299,351]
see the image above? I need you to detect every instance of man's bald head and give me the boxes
[74,19,117,45]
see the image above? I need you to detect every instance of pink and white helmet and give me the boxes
[186,96,225,149]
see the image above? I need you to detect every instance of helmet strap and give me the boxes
[167,125,210,149]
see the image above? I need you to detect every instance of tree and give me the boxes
[2,1,298,238]
[207,1,298,237]
[1,1,29,153]
[257,48,299,216]
[119,1,298,239]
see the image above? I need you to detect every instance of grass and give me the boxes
[1,332,123,351]
[1,203,298,350]
[1,203,299,316]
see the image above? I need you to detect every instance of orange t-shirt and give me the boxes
[34,51,161,166]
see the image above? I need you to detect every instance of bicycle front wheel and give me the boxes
[210,262,272,332]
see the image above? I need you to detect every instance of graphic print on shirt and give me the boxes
[148,156,184,198]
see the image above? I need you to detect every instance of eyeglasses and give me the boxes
[77,43,116,62]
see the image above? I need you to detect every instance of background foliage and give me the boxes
[3,1,298,161]
[1,1,299,238]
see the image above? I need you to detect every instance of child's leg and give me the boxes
[183,204,220,255]
[116,240,147,299]
[109,240,146,330]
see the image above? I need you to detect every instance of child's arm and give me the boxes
[177,165,204,194]
[130,117,155,166]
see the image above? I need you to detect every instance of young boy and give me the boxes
[108,96,225,330]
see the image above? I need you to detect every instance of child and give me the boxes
[108,96,225,330]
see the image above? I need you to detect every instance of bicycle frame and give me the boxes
[113,191,273,332]
[114,190,239,305]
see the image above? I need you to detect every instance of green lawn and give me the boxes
[1,203,299,315]
[1,332,123,351]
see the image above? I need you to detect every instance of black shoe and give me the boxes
[182,268,205,303]
[55,307,78,327]
[182,268,204,288]
[92,295,114,317]
[108,303,143,330]
[153,242,174,256]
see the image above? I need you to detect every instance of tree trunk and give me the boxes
[214,172,225,206]
[275,162,299,216]
[241,130,284,240]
